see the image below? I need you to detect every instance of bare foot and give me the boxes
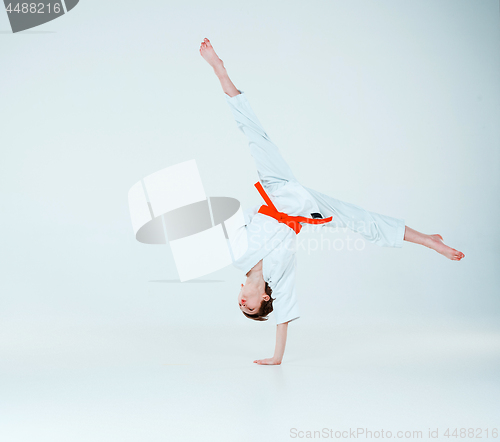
[199,38,224,74]
[426,234,465,261]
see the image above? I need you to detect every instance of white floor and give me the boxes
[2,317,499,442]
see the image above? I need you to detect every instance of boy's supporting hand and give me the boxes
[253,357,282,365]
[253,322,289,365]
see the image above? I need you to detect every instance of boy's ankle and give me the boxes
[214,65,227,78]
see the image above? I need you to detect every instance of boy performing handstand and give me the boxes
[199,38,465,365]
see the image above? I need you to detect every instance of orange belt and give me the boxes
[254,181,332,234]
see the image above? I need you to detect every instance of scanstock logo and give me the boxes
[3,1,79,33]
[128,160,247,282]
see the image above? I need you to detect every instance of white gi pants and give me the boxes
[227,90,406,248]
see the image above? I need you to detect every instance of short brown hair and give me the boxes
[242,282,275,321]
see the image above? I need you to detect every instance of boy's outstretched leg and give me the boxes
[200,38,240,98]
[404,226,465,261]
[305,187,465,261]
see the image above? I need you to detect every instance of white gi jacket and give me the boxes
[225,90,328,324]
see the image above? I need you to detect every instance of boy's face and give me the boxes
[237,283,269,315]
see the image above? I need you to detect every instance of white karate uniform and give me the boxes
[225,90,405,324]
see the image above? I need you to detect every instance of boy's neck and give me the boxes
[246,259,263,277]
[246,262,265,292]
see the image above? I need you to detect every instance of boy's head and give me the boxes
[237,281,274,321]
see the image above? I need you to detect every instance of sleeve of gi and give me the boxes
[243,204,260,225]
[224,90,296,187]
[267,253,300,325]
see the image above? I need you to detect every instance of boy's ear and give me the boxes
[263,294,270,301]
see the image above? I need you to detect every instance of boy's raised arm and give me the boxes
[253,322,289,365]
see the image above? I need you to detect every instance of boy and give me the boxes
[199,38,465,365]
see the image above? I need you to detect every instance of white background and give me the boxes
[0,1,499,441]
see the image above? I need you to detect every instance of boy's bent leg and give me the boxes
[305,186,405,248]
